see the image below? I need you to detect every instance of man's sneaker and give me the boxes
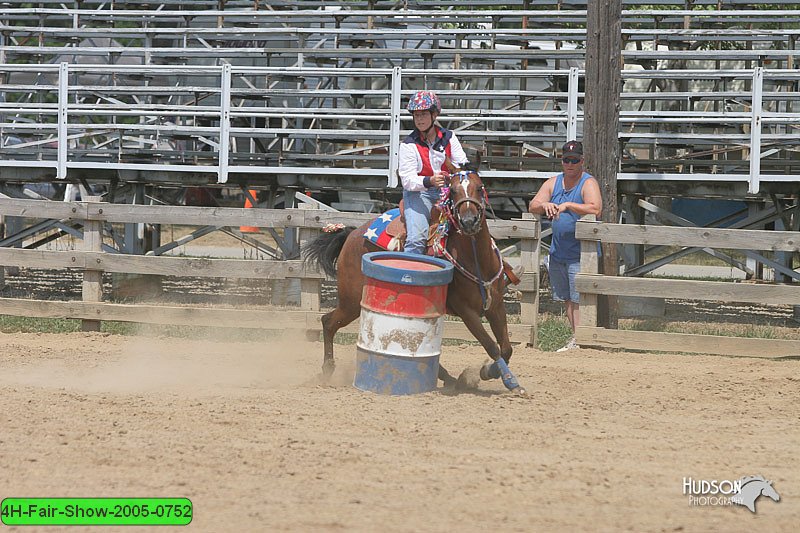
[556,337,579,352]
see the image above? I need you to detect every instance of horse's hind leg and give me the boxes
[448,307,500,390]
[438,365,457,387]
[321,305,360,378]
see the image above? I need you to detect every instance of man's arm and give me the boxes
[558,176,602,217]
[529,177,557,218]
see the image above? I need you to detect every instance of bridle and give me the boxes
[447,170,486,236]
[435,170,504,311]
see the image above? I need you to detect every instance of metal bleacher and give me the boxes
[0,1,799,202]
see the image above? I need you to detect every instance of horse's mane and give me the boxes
[462,153,482,173]
[740,475,768,486]
[462,161,480,173]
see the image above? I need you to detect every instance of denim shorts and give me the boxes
[549,258,580,303]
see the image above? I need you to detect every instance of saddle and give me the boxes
[383,199,443,251]
[382,200,520,286]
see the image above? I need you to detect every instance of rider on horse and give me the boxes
[398,90,469,254]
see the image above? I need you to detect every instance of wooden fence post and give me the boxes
[579,215,598,334]
[298,204,322,340]
[82,196,104,331]
[518,213,540,347]
[298,204,321,312]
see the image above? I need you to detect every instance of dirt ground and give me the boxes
[1,330,798,532]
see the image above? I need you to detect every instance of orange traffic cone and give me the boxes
[240,189,260,233]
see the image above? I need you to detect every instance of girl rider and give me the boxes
[398,90,469,254]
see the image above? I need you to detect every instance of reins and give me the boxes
[433,170,504,311]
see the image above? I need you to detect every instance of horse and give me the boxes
[730,475,780,513]
[303,165,527,396]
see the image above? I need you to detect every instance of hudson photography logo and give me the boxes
[683,475,781,513]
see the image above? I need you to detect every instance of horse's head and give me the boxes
[761,481,781,502]
[446,164,486,236]
[734,476,781,512]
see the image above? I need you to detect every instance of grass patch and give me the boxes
[0,316,83,334]
[0,316,153,335]
[333,332,358,345]
[0,314,567,349]
[0,315,307,341]
[647,274,739,283]
[645,246,749,267]
[620,318,797,340]
[536,314,573,352]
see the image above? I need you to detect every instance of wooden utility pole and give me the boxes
[585,0,621,329]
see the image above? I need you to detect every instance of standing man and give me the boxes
[398,90,469,254]
[529,140,602,352]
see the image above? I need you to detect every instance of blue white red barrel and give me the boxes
[355,252,453,395]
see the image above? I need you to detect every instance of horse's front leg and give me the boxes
[451,303,501,360]
[450,304,521,395]
[481,292,526,396]
[485,291,513,363]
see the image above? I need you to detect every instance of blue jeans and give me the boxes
[549,259,580,303]
[403,187,440,254]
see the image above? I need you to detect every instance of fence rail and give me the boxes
[575,218,800,358]
[0,198,541,344]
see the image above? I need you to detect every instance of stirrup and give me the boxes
[502,264,525,297]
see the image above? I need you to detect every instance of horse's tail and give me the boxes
[302,227,356,279]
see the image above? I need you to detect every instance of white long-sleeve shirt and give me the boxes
[398,128,468,191]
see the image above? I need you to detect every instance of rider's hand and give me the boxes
[430,171,448,188]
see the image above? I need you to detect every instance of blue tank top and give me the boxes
[549,171,592,263]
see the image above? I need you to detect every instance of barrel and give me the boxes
[355,252,454,395]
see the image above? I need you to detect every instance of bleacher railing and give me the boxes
[1,63,798,193]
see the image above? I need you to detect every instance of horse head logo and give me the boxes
[730,475,780,513]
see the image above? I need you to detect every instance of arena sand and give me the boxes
[1,330,798,532]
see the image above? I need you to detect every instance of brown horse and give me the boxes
[303,167,527,395]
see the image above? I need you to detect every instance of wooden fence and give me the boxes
[576,218,800,358]
[0,198,540,344]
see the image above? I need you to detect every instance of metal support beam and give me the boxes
[218,63,231,184]
[567,66,579,141]
[388,66,401,187]
[748,66,763,194]
[57,62,68,179]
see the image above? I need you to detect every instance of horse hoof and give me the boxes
[441,375,457,388]
[511,386,529,397]
[479,359,501,381]
[455,367,481,391]
[321,360,336,380]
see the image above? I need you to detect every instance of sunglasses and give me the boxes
[562,157,582,164]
